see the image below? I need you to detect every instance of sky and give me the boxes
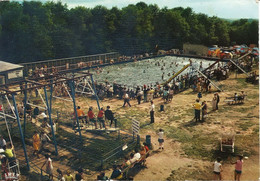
[11,0,259,19]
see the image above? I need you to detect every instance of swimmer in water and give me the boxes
[143,70,146,73]
[161,67,164,70]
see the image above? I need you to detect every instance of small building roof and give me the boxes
[0,61,23,73]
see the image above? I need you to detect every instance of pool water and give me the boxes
[91,56,214,87]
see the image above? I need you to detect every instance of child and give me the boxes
[158,129,164,150]
[198,92,202,101]
[232,155,243,181]
[213,157,222,180]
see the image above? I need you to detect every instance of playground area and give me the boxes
[0,52,259,180]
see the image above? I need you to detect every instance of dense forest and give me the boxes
[0,1,258,63]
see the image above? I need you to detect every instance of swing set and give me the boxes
[0,72,100,172]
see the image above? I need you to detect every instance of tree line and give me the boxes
[0,1,258,63]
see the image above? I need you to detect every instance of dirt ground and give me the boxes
[15,69,259,180]
[92,71,259,180]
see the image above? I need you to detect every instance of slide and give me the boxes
[237,52,251,61]
[196,68,223,92]
[202,59,220,73]
[229,59,249,77]
[161,64,190,86]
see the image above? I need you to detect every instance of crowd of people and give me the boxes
[1,50,256,180]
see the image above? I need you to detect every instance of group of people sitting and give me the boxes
[74,105,116,130]
[97,143,150,180]
[225,91,246,105]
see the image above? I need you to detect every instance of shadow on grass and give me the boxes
[55,127,135,171]
[182,119,201,127]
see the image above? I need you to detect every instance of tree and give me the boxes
[0,1,258,63]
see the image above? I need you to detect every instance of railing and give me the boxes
[20,52,120,76]
[100,129,136,169]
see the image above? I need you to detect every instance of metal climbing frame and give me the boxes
[0,72,101,170]
[0,100,21,178]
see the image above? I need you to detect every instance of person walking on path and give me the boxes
[150,101,155,124]
[41,154,53,181]
[213,157,223,180]
[192,99,201,122]
[122,92,131,107]
[158,129,164,150]
[231,155,243,181]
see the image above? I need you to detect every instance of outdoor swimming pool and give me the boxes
[91,56,216,87]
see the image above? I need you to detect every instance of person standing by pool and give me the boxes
[122,92,131,107]
[150,101,155,124]
[143,85,148,103]
[137,90,143,105]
